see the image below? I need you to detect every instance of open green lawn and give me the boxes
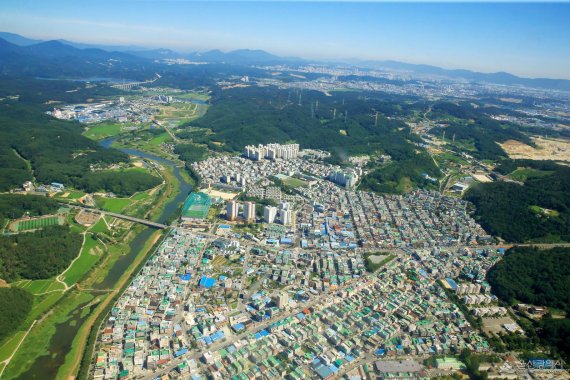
[83,122,123,140]
[130,191,150,201]
[0,331,26,362]
[89,217,109,234]
[95,196,133,213]
[509,167,554,182]
[281,176,308,188]
[66,190,86,200]
[62,234,103,287]
[169,92,210,101]
[148,132,172,146]
[12,279,65,295]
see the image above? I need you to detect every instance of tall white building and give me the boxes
[275,292,289,308]
[244,143,300,161]
[226,200,239,221]
[278,201,292,226]
[328,169,359,189]
[244,201,256,222]
[264,206,277,223]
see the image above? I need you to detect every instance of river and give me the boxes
[16,139,192,379]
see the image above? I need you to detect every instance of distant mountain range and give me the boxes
[1,31,569,91]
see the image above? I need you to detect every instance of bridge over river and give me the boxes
[68,205,168,229]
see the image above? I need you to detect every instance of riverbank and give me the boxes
[0,143,192,379]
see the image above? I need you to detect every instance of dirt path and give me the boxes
[0,320,37,379]
[56,232,87,291]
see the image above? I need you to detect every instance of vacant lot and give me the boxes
[500,137,570,162]
[482,316,520,335]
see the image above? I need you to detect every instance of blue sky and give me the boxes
[1,1,569,79]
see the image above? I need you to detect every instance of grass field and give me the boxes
[280,176,308,188]
[148,132,172,146]
[0,331,25,363]
[509,167,554,182]
[11,215,64,232]
[83,122,123,140]
[62,234,103,287]
[130,191,151,201]
[12,279,65,295]
[95,196,133,213]
[89,217,110,234]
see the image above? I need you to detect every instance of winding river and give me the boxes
[16,139,192,379]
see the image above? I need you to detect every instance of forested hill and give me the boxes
[429,101,533,160]
[0,225,82,281]
[487,246,570,360]
[466,159,570,243]
[488,246,570,312]
[0,78,160,195]
[185,86,440,193]
[0,194,60,224]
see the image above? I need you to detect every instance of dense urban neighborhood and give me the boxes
[0,5,570,379]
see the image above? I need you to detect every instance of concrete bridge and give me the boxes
[69,205,168,229]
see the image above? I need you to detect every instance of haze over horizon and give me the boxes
[1,0,569,80]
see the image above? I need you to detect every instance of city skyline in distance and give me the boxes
[0,0,569,79]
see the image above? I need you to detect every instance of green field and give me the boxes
[95,196,133,213]
[509,167,554,182]
[62,234,102,287]
[277,175,307,188]
[11,215,63,232]
[13,279,65,295]
[148,131,172,146]
[83,122,123,140]
[89,217,110,234]
[0,331,26,363]
[130,191,151,201]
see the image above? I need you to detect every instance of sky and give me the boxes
[1,1,569,79]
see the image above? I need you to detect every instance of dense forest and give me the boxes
[0,288,33,342]
[430,102,533,160]
[0,225,82,281]
[81,169,161,196]
[487,246,570,359]
[488,246,570,312]
[0,194,60,224]
[466,160,570,242]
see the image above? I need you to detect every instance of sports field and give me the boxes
[10,215,64,232]
[182,192,211,219]
[276,174,308,188]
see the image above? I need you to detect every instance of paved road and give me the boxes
[139,275,376,380]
